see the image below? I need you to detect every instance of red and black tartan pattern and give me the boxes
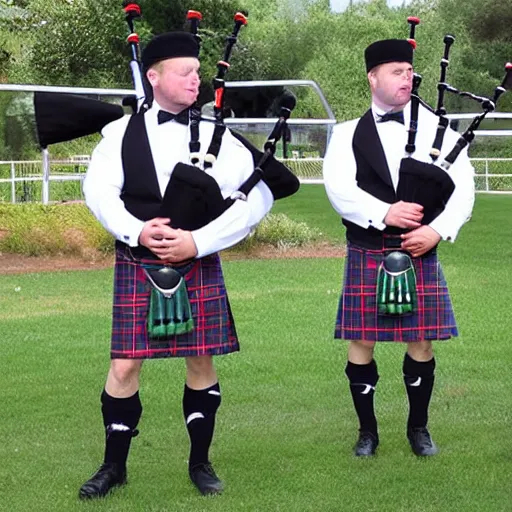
[335,243,458,342]
[111,248,239,359]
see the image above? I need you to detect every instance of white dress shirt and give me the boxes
[83,101,274,258]
[323,101,475,242]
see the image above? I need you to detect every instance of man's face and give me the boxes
[147,57,200,112]
[368,61,413,110]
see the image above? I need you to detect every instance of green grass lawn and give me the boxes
[0,188,511,511]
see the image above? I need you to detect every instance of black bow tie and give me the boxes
[157,109,190,126]
[376,110,405,125]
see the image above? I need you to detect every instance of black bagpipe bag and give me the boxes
[159,162,227,231]
[231,131,300,200]
[396,157,455,224]
[159,132,300,232]
[34,92,124,148]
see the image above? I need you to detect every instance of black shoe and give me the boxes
[407,427,438,456]
[354,431,379,456]
[189,462,224,496]
[78,463,127,500]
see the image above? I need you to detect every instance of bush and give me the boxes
[0,205,324,258]
[238,212,322,250]
[0,202,113,258]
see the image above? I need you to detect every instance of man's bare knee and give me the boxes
[407,340,433,361]
[186,355,214,376]
[108,359,143,387]
[348,340,376,364]
[185,356,216,389]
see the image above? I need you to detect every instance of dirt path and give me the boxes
[0,243,345,275]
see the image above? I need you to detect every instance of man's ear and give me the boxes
[367,70,376,89]
[146,67,159,88]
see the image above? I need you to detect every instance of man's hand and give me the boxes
[156,228,198,263]
[401,225,441,258]
[138,218,198,262]
[138,217,173,250]
[384,201,424,229]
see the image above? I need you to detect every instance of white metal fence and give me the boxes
[0,82,510,202]
[0,80,339,203]
[1,156,511,203]
[0,159,89,203]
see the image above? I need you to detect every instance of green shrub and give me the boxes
[469,137,512,159]
[238,212,322,250]
[0,205,324,258]
[0,203,113,257]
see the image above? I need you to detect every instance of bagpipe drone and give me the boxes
[148,7,299,231]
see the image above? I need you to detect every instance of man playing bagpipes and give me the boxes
[322,35,475,458]
[78,29,280,498]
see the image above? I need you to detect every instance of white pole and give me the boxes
[485,159,489,192]
[10,161,16,203]
[42,148,50,204]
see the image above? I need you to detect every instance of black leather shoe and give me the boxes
[407,427,438,456]
[189,463,224,495]
[354,431,379,456]
[78,463,127,500]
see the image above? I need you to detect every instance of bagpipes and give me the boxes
[145,7,299,231]
[31,4,298,208]
[408,18,512,170]
[200,8,299,198]
[118,7,297,339]
[437,62,512,170]
[398,16,511,224]
[397,16,457,228]
[378,17,511,316]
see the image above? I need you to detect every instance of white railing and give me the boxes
[469,158,512,193]
[2,156,511,203]
[292,157,512,192]
[0,83,510,201]
[0,159,89,203]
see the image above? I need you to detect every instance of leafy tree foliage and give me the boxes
[1,0,510,119]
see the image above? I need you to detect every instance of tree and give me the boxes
[436,0,512,110]
[5,0,252,93]
[0,0,29,81]
[9,0,130,87]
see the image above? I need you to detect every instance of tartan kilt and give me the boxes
[335,243,458,342]
[111,246,239,359]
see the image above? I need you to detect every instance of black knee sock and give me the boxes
[183,382,221,469]
[345,360,379,436]
[101,389,143,467]
[403,353,435,430]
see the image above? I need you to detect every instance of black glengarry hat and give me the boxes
[142,31,199,70]
[365,39,413,72]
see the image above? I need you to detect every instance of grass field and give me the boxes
[0,187,511,512]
